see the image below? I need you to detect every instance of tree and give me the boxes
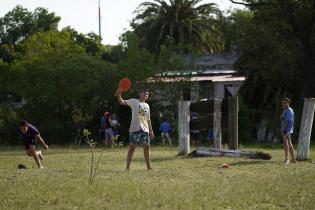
[0,6,61,62]
[15,30,116,144]
[62,27,105,56]
[228,0,315,102]
[117,32,157,84]
[132,0,224,53]
[218,1,315,142]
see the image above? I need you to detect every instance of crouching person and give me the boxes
[17,120,49,169]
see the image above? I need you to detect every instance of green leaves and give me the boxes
[132,0,224,53]
[0,6,61,63]
[83,128,91,138]
[226,1,315,107]
[10,29,117,143]
[83,128,97,148]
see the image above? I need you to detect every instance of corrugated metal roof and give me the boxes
[157,69,236,77]
[184,52,240,69]
[148,75,246,83]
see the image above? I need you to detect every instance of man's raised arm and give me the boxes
[115,88,127,106]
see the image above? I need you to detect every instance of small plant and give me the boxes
[83,128,106,183]
[112,135,124,148]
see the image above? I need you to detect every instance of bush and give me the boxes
[0,105,19,145]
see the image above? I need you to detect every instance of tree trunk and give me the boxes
[178,101,190,155]
[189,147,271,160]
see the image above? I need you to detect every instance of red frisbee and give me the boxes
[221,164,230,169]
[119,77,131,91]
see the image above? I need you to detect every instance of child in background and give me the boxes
[111,113,120,139]
[159,118,172,146]
[207,128,214,147]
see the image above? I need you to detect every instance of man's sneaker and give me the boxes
[39,166,44,169]
[284,159,290,165]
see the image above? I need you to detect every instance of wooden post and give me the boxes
[178,101,190,155]
[297,98,315,160]
[213,99,222,149]
[228,96,239,150]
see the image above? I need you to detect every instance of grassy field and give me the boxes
[1,146,315,210]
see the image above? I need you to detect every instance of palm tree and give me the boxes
[132,0,224,53]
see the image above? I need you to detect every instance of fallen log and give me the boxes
[189,147,271,160]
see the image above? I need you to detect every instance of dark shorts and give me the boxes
[161,132,170,141]
[105,128,114,140]
[129,130,150,145]
[24,138,36,150]
[100,128,114,140]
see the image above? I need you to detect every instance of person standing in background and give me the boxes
[111,113,120,139]
[190,112,200,147]
[100,112,114,147]
[159,118,172,146]
[280,98,297,165]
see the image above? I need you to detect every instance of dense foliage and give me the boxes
[132,0,224,53]
[0,6,158,145]
[1,0,315,145]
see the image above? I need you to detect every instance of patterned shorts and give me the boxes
[129,130,150,145]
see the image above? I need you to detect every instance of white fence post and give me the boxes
[213,99,222,149]
[178,101,190,155]
[297,98,315,160]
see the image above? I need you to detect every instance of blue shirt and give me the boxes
[159,122,171,133]
[281,107,294,134]
[100,116,106,127]
[207,128,214,140]
[100,116,111,129]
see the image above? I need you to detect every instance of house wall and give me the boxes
[150,80,244,107]
[214,83,225,99]
[213,81,244,99]
[190,83,200,102]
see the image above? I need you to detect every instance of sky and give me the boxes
[0,0,243,45]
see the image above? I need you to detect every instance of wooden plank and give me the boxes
[222,114,228,129]
[222,99,229,113]
[228,97,239,150]
[190,99,228,113]
[213,99,222,149]
[190,116,228,130]
[190,115,213,130]
[189,147,272,160]
[190,100,214,113]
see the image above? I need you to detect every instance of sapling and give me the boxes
[83,128,106,183]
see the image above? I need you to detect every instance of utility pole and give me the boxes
[98,0,102,40]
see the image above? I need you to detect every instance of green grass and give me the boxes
[1,146,315,210]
